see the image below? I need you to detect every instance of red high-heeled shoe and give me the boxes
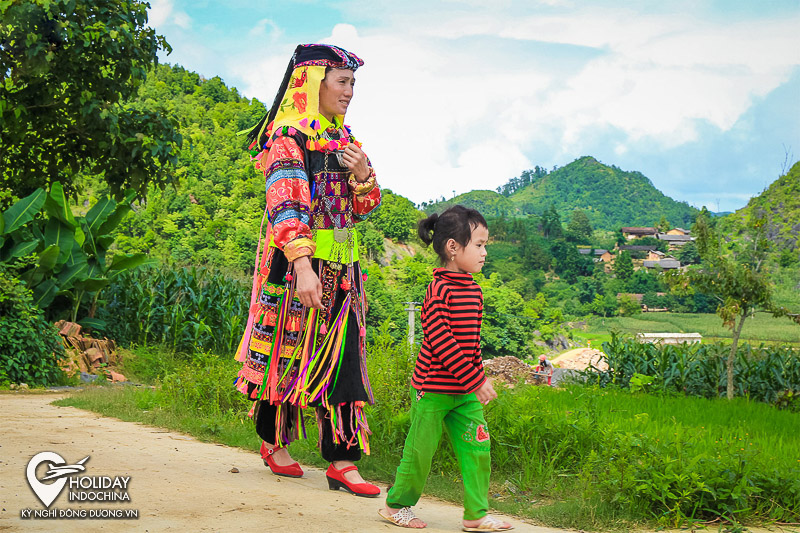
[260,442,304,478]
[325,463,380,497]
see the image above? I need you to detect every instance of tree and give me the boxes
[566,208,593,243]
[778,248,798,268]
[677,241,701,265]
[540,204,562,239]
[370,190,419,242]
[614,250,634,281]
[628,269,662,293]
[358,221,385,261]
[0,183,149,325]
[550,240,592,283]
[667,210,800,399]
[590,293,617,317]
[0,0,182,197]
[656,215,670,233]
[618,293,641,316]
[480,275,532,358]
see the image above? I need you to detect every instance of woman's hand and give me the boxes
[342,143,370,182]
[474,380,497,405]
[293,256,323,308]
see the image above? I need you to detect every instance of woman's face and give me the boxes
[318,68,355,120]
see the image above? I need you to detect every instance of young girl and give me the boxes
[379,206,513,531]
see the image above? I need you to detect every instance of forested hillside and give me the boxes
[719,161,800,253]
[78,65,267,272]
[426,157,699,231]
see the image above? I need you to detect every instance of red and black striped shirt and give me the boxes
[411,268,486,394]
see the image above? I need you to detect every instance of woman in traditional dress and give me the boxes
[234,44,381,497]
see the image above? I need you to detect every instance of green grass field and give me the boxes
[578,312,800,346]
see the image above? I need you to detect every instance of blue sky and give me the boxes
[148,0,800,212]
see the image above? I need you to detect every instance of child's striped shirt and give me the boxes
[411,268,486,394]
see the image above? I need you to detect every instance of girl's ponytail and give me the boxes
[417,213,439,245]
[417,205,487,265]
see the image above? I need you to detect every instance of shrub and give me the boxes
[0,266,65,386]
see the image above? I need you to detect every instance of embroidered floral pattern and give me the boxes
[292,91,307,113]
[260,136,380,256]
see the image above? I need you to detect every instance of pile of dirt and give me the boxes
[552,349,608,371]
[55,320,127,382]
[484,356,547,386]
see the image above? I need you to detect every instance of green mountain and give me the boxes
[720,161,800,251]
[423,190,519,218]
[426,156,699,232]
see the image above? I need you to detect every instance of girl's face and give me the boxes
[318,69,355,121]
[446,224,489,274]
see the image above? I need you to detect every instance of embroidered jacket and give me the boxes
[411,268,486,394]
[257,120,381,262]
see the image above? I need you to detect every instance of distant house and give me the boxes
[643,259,681,270]
[617,292,644,303]
[647,250,667,261]
[656,233,694,251]
[636,332,702,345]
[578,248,607,255]
[619,244,657,252]
[620,244,658,261]
[578,248,610,263]
[621,227,657,240]
[599,250,614,263]
[667,228,690,236]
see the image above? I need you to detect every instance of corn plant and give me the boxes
[99,265,248,355]
[587,333,800,404]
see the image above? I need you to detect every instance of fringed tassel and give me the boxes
[277,308,316,392]
[236,203,272,363]
[275,404,284,446]
[350,264,375,404]
[354,402,372,455]
[326,402,372,454]
[260,272,296,401]
[285,295,349,407]
[303,294,351,406]
[330,405,342,446]
[316,316,348,404]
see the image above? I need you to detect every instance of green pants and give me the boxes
[386,386,491,521]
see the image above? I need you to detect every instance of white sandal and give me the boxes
[378,507,423,528]
[462,514,514,531]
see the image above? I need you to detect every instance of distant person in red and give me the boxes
[379,206,513,531]
[535,354,554,386]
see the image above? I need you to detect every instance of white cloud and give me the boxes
[172,3,800,209]
[248,18,282,42]
[148,0,192,30]
[147,0,172,27]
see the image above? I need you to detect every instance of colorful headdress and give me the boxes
[247,44,364,153]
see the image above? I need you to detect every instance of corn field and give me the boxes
[99,266,248,355]
[588,334,800,404]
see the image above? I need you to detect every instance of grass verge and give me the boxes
[55,335,800,532]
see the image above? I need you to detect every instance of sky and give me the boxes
[147,0,800,213]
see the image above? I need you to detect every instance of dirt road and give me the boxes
[0,392,564,533]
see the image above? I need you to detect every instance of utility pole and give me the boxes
[405,302,417,346]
